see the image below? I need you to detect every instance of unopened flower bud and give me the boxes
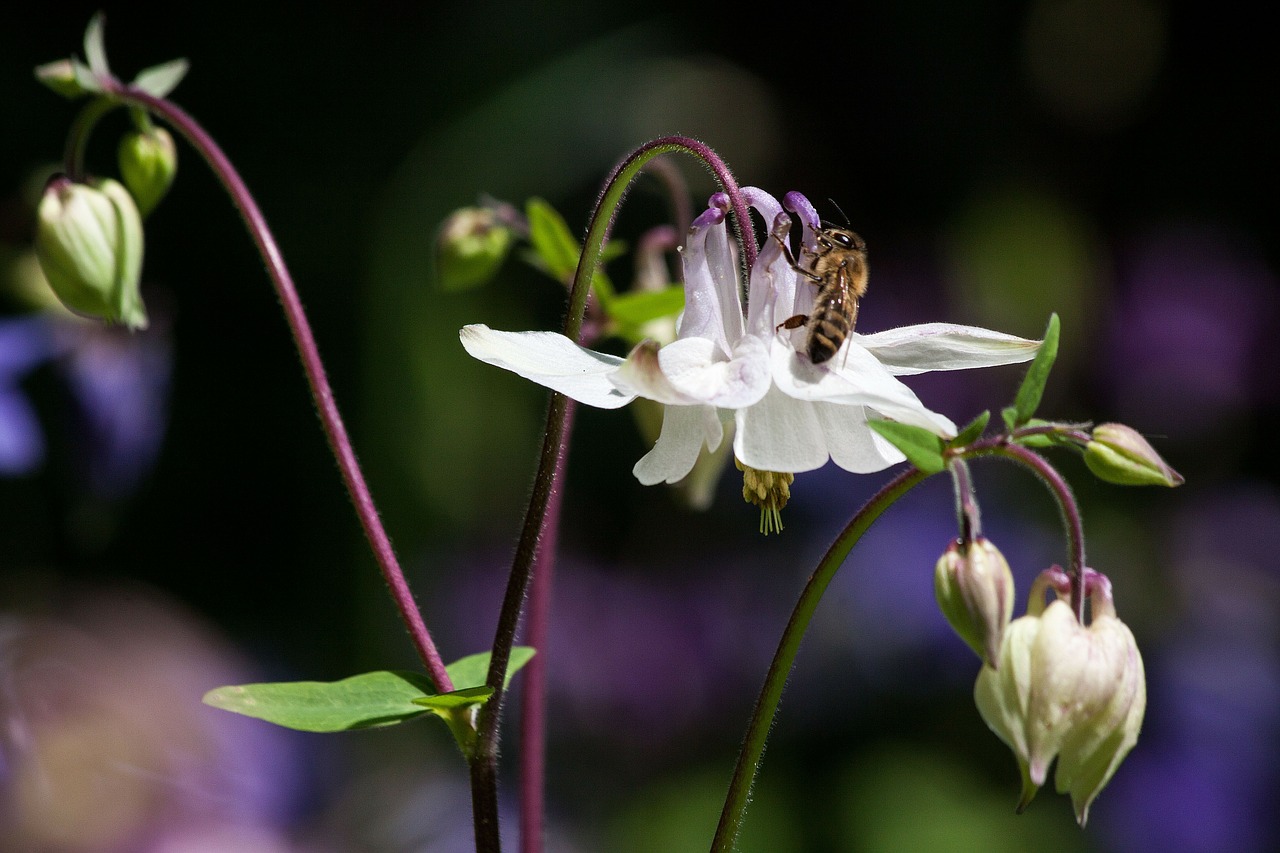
[118,127,177,217]
[934,537,1014,668]
[34,176,147,330]
[34,59,92,98]
[974,577,1145,826]
[1084,423,1183,487]
[436,207,513,291]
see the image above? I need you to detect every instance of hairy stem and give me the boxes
[472,136,749,853]
[711,466,929,853]
[990,442,1088,621]
[105,83,452,689]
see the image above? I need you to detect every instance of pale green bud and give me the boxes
[1084,423,1183,487]
[118,127,178,217]
[34,59,92,98]
[34,176,147,330]
[974,585,1146,826]
[436,207,513,291]
[934,537,1015,668]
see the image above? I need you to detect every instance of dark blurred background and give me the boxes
[1,2,1276,851]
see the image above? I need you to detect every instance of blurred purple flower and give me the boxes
[1106,226,1278,437]
[0,308,171,498]
[0,588,313,851]
[1096,486,1280,852]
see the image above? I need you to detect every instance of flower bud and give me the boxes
[436,207,513,291]
[934,537,1014,668]
[34,176,147,330]
[974,584,1145,826]
[34,59,93,99]
[118,127,178,217]
[1084,423,1183,487]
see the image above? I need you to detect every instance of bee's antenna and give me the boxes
[828,198,851,226]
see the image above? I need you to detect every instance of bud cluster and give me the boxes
[973,570,1145,825]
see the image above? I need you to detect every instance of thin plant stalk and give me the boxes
[711,466,929,853]
[93,83,452,690]
[472,136,750,853]
[518,398,574,853]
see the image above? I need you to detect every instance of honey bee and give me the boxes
[775,226,868,364]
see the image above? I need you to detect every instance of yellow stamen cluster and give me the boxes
[736,459,794,535]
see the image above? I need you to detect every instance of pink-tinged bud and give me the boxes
[1084,423,1183,487]
[934,537,1015,668]
[974,577,1146,825]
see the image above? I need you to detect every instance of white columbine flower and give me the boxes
[460,188,1040,490]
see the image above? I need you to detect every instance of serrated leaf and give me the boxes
[133,58,189,97]
[202,670,435,732]
[608,286,684,328]
[83,13,110,77]
[1009,313,1060,427]
[446,647,537,691]
[950,410,991,448]
[867,420,947,474]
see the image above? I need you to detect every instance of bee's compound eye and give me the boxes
[833,231,855,249]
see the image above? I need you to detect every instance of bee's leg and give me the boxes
[770,230,823,282]
[776,314,809,333]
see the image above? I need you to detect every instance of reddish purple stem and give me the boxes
[111,83,452,691]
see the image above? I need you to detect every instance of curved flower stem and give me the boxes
[99,83,452,690]
[711,466,930,853]
[472,136,749,853]
[988,442,1087,621]
[62,96,117,182]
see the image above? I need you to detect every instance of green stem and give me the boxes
[62,96,117,181]
[711,466,930,853]
[471,136,750,853]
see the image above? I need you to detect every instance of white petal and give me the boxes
[677,210,741,355]
[856,323,1041,375]
[733,384,832,473]
[771,339,956,436]
[459,325,634,409]
[633,404,721,485]
[612,335,771,408]
[814,402,908,473]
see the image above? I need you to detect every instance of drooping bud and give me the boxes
[436,206,514,291]
[34,176,147,330]
[974,572,1145,825]
[118,127,178,217]
[1084,423,1183,487]
[736,459,793,535]
[934,537,1015,668]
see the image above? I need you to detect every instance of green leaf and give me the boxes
[950,410,991,449]
[608,286,684,332]
[1001,406,1018,434]
[411,686,494,710]
[1011,418,1075,449]
[132,58,189,97]
[202,670,435,732]
[71,59,102,93]
[445,646,537,690]
[867,421,947,474]
[525,198,614,301]
[1009,313,1060,427]
[83,13,110,77]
